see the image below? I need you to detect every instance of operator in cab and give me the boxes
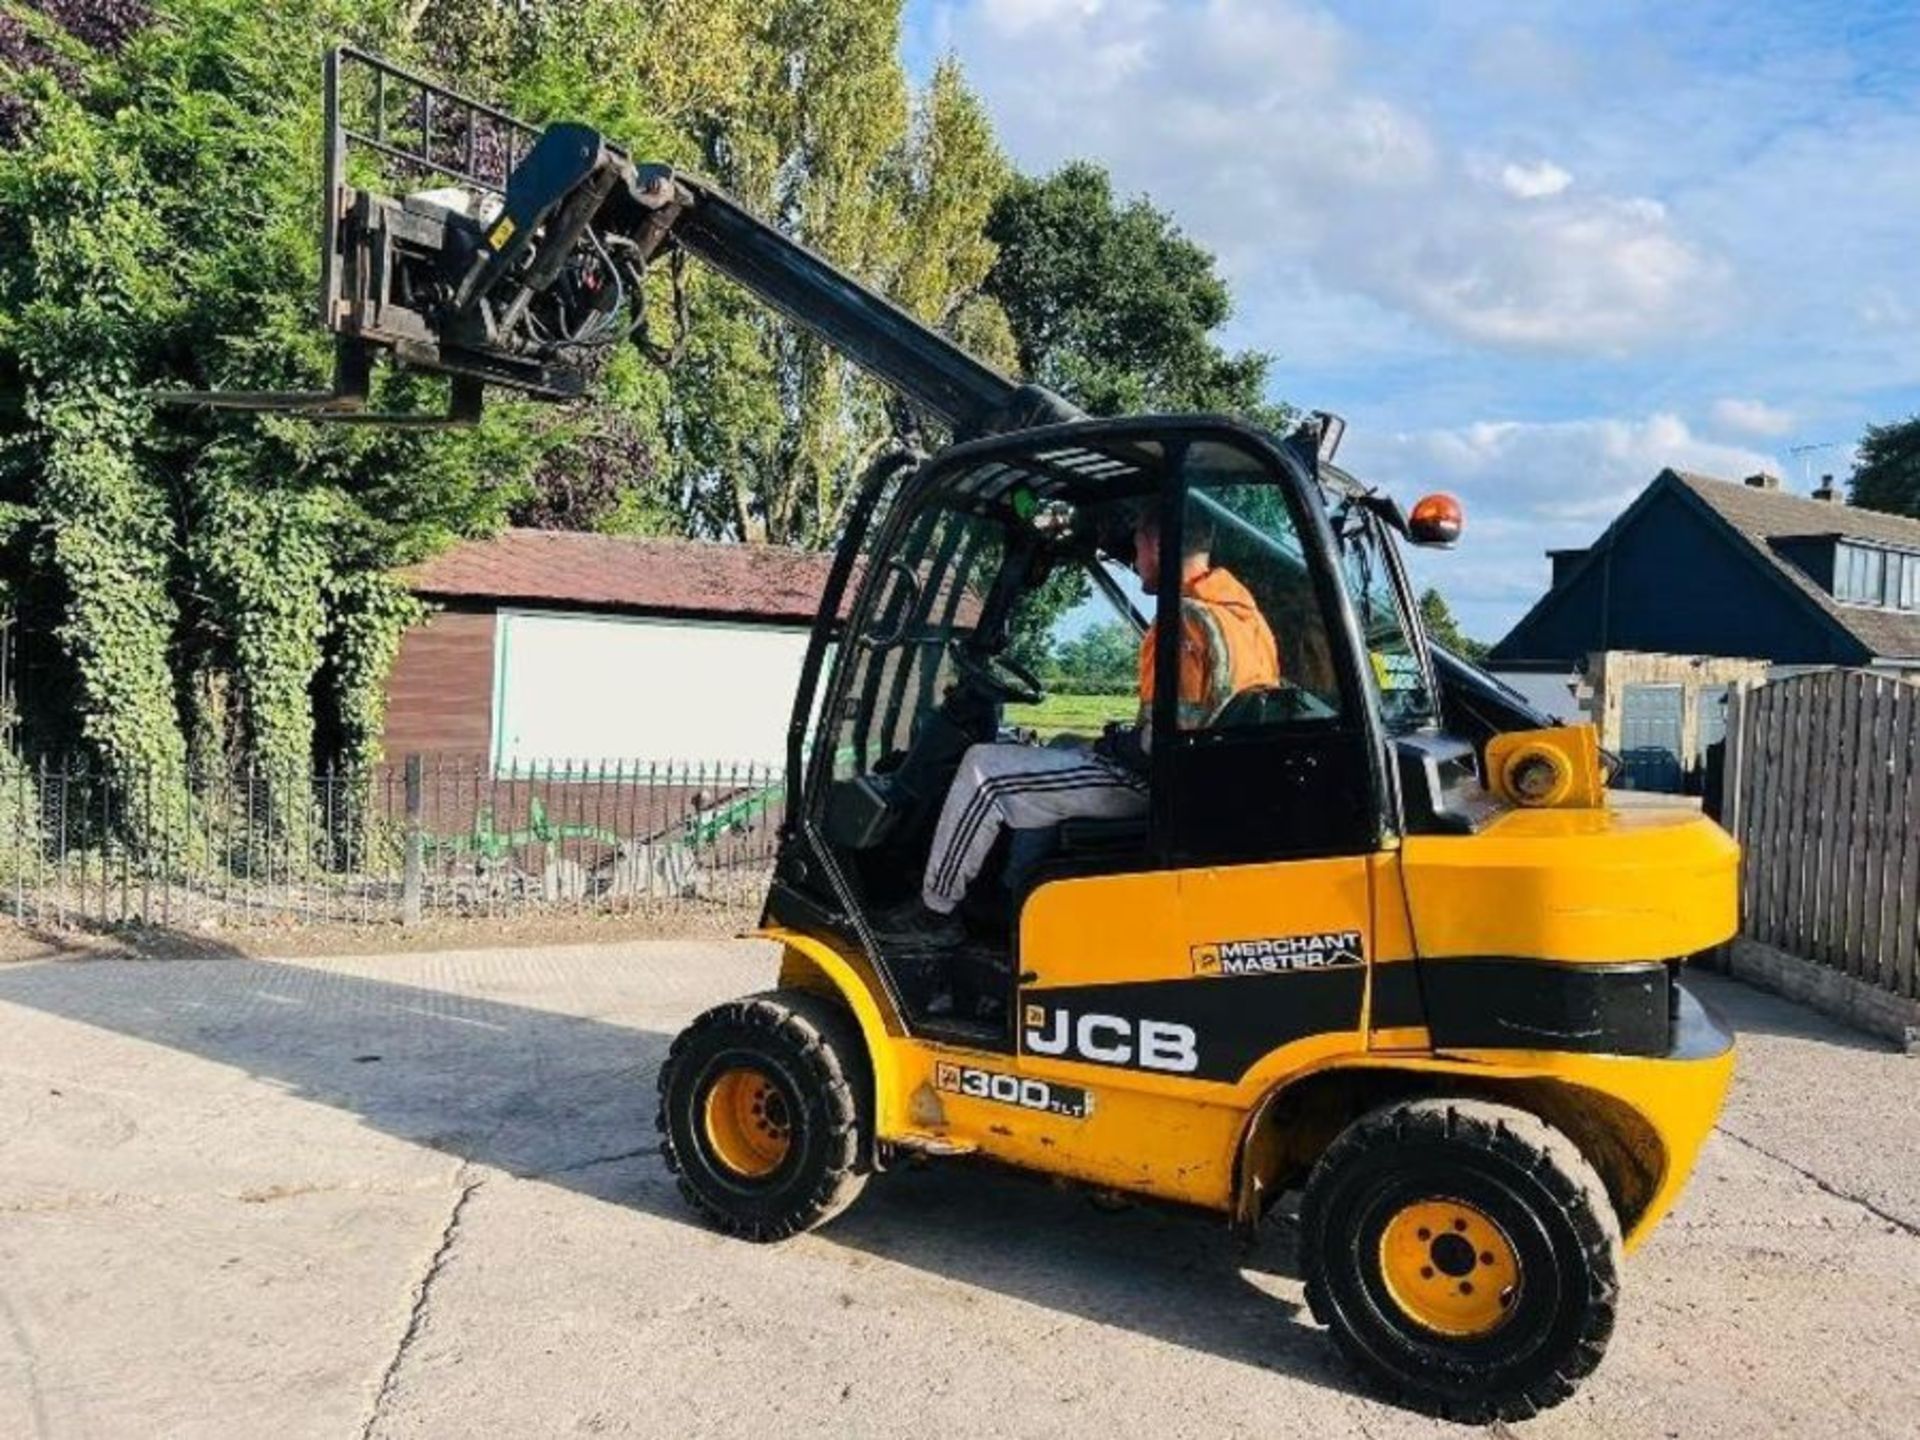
[891,504,1280,944]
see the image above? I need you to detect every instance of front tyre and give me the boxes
[1300,1098,1621,1423]
[658,990,871,1241]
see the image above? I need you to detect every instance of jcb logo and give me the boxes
[1022,1003,1199,1074]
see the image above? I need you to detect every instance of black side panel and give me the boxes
[1422,959,1672,1056]
[1395,733,1504,836]
[1019,968,1366,1084]
[762,878,845,939]
[1162,728,1377,867]
[1369,961,1426,1030]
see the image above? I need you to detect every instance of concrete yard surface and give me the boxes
[1,941,1916,1438]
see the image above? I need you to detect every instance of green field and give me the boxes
[1003,691,1137,739]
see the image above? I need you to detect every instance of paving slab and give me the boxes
[0,943,1915,1438]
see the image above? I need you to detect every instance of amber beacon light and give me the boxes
[1409,492,1465,547]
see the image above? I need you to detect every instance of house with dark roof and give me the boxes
[1491,469,1920,672]
[385,530,837,770]
[1488,469,1920,789]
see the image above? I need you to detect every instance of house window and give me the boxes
[1833,542,1920,609]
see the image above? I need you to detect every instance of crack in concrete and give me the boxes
[230,1178,450,1205]
[0,1286,51,1440]
[0,1193,163,1216]
[533,1144,660,1179]
[359,1167,483,1440]
[1714,1124,1920,1239]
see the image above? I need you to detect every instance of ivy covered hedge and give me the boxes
[0,1,659,849]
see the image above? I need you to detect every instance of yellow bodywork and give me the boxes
[767,734,1738,1253]
[1400,805,1739,962]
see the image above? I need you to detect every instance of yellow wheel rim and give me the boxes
[701,1065,792,1180]
[1378,1199,1522,1338]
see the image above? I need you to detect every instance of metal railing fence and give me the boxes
[0,753,786,930]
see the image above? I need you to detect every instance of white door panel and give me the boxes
[493,610,811,771]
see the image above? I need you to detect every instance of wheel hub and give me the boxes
[1378,1198,1521,1338]
[701,1065,793,1180]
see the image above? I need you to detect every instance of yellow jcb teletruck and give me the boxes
[194,52,1742,1422]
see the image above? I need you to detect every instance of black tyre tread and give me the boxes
[1300,1096,1621,1424]
[657,989,871,1242]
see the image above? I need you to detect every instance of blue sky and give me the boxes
[903,0,1920,640]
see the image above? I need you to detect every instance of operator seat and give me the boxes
[999,684,1293,897]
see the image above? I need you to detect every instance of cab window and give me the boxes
[833,503,1004,781]
[1179,447,1342,733]
[1003,559,1144,742]
[1160,436,1375,865]
[1336,514,1435,734]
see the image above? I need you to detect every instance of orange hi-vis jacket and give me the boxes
[1137,566,1282,730]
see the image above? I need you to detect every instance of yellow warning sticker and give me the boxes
[488,217,516,250]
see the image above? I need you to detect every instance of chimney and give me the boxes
[1743,472,1781,490]
[1547,547,1588,586]
[1811,473,1842,504]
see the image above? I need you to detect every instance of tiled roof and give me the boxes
[401,530,836,624]
[1671,471,1920,549]
[1671,472,1920,660]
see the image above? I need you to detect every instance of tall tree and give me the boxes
[664,13,1014,545]
[1849,414,1920,519]
[888,59,1016,376]
[1417,588,1487,661]
[984,162,1291,429]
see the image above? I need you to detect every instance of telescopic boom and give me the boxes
[169,48,1076,435]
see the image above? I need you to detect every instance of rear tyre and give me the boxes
[1299,1097,1621,1423]
[658,989,871,1241]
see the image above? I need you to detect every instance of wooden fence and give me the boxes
[1723,669,1920,1000]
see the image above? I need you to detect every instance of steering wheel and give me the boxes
[949,644,1046,706]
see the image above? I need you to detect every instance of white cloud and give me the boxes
[1710,397,1794,438]
[1499,160,1572,198]
[935,0,1722,355]
[1368,411,1777,500]
[1351,192,1716,351]
[1344,413,1781,639]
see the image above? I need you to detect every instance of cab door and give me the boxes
[1016,429,1390,1101]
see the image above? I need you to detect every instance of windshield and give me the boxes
[1335,507,1436,734]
